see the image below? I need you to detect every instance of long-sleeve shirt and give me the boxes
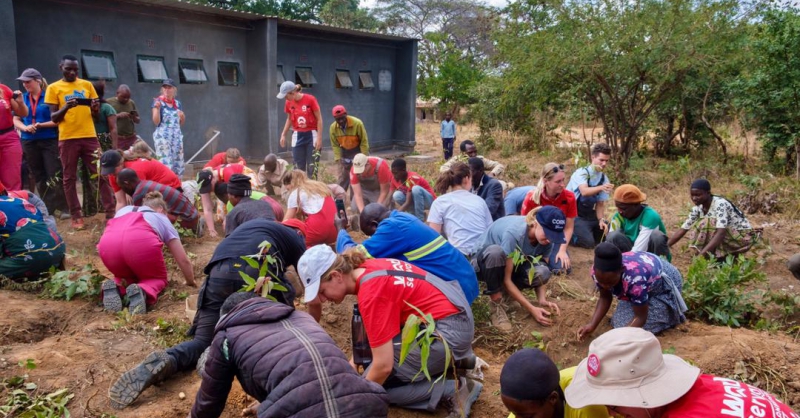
[440,120,456,138]
[440,154,505,177]
[473,174,505,220]
[329,115,369,161]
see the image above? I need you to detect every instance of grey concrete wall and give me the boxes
[12,0,251,162]
[0,0,19,85]
[394,41,418,149]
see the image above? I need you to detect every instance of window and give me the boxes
[359,71,375,89]
[137,55,168,83]
[335,70,353,89]
[218,61,244,86]
[277,65,286,86]
[295,67,317,86]
[178,59,208,84]
[81,50,117,80]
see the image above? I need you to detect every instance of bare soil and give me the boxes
[1,123,799,417]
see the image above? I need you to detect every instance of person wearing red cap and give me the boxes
[329,105,369,190]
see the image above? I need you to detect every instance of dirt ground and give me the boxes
[2,123,800,417]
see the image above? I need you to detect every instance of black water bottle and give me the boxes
[351,303,372,368]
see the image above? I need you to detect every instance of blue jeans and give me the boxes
[393,186,433,221]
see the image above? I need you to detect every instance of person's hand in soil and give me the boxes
[577,324,595,341]
[241,399,259,416]
[539,299,560,315]
[529,306,553,326]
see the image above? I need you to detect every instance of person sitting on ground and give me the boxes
[338,203,479,305]
[5,188,57,232]
[607,184,670,259]
[668,178,759,260]
[297,245,483,417]
[256,153,289,197]
[116,168,200,233]
[282,169,337,247]
[566,327,799,417]
[389,158,436,221]
[521,163,578,274]
[440,139,505,178]
[428,162,493,257]
[203,147,245,169]
[789,254,800,281]
[0,181,65,281]
[500,348,609,418]
[109,219,306,409]
[100,149,183,212]
[504,185,536,216]
[577,243,686,340]
[224,174,276,237]
[472,207,565,332]
[567,143,614,249]
[97,191,195,314]
[350,153,392,214]
[470,157,505,220]
[189,292,390,418]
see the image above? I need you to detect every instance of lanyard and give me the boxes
[29,93,40,122]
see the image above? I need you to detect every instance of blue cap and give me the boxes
[535,206,566,245]
[162,78,176,88]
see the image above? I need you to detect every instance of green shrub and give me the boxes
[41,265,105,301]
[683,255,766,327]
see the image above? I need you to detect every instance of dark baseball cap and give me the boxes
[162,78,176,88]
[100,150,122,175]
[198,170,213,194]
[535,206,566,245]
[17,68,43,82]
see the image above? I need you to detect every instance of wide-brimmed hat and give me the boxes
[565,327,700,409]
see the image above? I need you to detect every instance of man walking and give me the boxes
[106,85,140,151]
[329,105,369,190]
[440,112,456,160]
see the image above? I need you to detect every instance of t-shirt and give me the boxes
[610,205,667,254]
[44,78,98,140]
[114,206,179,243]
[216,163,245,183]
[203,152,246,169]
[284,93,320,132]
[474,174,505,220]
[663,374,799,418]
[350,157,392,187]
[0,84,14,130]
[681,195,752,232]
[475,216,550,260]
[357,258,460,348]
[504,186,536,216]
[520,189,578,218]
[287,189,325,215]
[106,97,137,137]
[132,180,198,222]
[20,90,58,140]
[427,189,493,256]
[206,219,306,274]
[592,251,664,305]
[93,102,116,135]
[440,119,456,138]
[257,159,289,187]
[509,367,610,418]
[391,171,437,198]
[109,158,182,192]
[567,165,609,201]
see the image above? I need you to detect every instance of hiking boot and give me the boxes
[489,300,513,333]
[102,280,122,313]
[443,377,483,418]
[71,218,85,230]
[502,295,523,312]
[109,350,177,409]
[126,284,146,315]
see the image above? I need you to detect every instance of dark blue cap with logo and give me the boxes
[535,206,566,244]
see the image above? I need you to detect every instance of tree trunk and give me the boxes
[701,85,727,165]
[796,138,800,179]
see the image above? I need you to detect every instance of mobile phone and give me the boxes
[335,198,346,215]
[12,92,19,100]
[130,110,139,115]
[74,98,93,106]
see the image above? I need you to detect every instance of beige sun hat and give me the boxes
[565,327,700,409]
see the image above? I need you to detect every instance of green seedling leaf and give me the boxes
[399,315,420,365]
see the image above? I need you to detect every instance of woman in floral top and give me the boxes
[668,178,759,260]
[151,79,185,177]
[577,243,687,340]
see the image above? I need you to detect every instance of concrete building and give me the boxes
[0,0,417,164]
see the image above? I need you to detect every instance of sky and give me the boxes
[359,0,510,9]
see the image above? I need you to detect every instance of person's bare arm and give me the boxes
[151,103,161,126]
[9,91,27,117]
[280,115,292,148]
[364,341,394,385]
[428,222,443,233]
[167,238,196,286]
[107,114,119,149]
[397,190,413,212]
[378,182,391,207]
[698,228,727,256]
[314,109,323,151]
[200,193,218,238]
[628,304,649,328]
[50,101,75,123]
[577,288,613,340]
[13,116,34,133]
[114,190,128,211]
[352,182,366,213]
[502,258,553,326]
[668,228,689,247]
[554,218,574,269]
[285,207,298,220]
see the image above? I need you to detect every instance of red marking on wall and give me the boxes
[187,43,197,52]
[225,47,234,55]
[146,39,155,48]
[92,34,103,44]
[299,54,308,62]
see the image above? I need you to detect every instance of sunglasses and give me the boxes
[549,164,566,174]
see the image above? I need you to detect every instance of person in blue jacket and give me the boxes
[336,203,479,304]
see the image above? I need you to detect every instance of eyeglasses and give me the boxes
[549,164,566,174]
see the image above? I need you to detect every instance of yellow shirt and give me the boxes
[44,78,98,140]
[509,367,610,418]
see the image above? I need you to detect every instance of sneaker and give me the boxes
[444,377,484,418]
[71,218,85,230]
[126,284,146,315]
[109,350,177,409]
[489,300,513,333]
[102,280,122,313]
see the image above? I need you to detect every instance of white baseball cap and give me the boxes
[352,153,369,174]
[297,244,338,303]
[277,81,296,99]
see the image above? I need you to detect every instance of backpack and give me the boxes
[576,167,607,219]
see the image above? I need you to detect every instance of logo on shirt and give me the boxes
[65,89,88,101]
[297,116,307,129]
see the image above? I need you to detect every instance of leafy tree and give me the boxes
[204,0,331,22]
[318,0,380,30]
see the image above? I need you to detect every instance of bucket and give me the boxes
[185,294,198,320]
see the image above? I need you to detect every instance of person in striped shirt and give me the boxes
[116,168,199,232]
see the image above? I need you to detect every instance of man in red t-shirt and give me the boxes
[100,150,183,211]
[566,327,799,418]
[389,158,436,221]
[350,153,392,213]
[203,148,246,169]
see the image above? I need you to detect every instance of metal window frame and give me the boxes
[81,50,118,81]
[217,61,244,86]
[359,71,375,90]
[335,69,353,89]
[137,55,168,83]
[178,58,209,84]
[295,66,318,86]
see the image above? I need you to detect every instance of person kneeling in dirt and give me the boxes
[97,191,196,314]
[577,243,686,341]
[298,245,483,417]
[500,348,609,418]
[607,184,671,260]
[566,327,799,417]
[108,219,306,409]
[189,292,390,418]
[668,178,760,261]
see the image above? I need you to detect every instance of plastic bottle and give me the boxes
[351,303,372,368]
